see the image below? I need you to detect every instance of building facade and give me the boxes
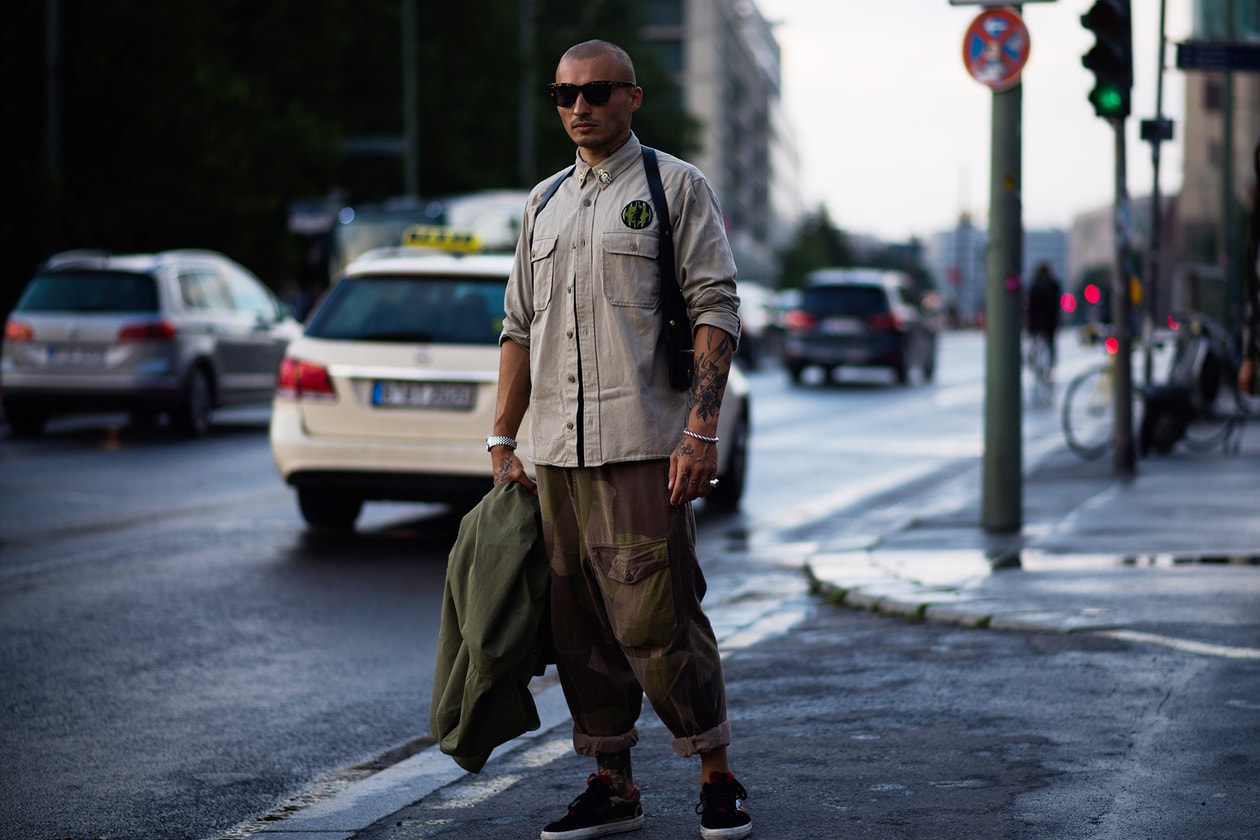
[1176,0,1260,324]
[641,0,803,281]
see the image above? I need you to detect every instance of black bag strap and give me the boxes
[642,147,691,346]
[534,166,574,225]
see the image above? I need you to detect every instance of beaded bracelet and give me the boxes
[682,428,719,444]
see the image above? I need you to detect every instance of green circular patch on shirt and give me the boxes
[621,200,653,230]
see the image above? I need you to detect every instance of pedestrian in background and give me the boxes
[1026,262,1062,369]
[1239,137,1260,396]
[489,39,752,840]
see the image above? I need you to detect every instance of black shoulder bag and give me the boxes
[642,147,694,391]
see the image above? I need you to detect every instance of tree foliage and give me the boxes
[778,206,855,289]
[1,0,696,312]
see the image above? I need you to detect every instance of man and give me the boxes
[489,39,751,840]
[1026,262,1062,370]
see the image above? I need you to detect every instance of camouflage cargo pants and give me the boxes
[536,460,730,759]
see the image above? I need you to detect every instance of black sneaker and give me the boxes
[696,771,752,839]
[540,774,645,839]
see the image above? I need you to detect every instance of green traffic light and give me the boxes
[1091,84,1126,117]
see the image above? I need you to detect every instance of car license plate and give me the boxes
[47,345,106,366]
[372,380,475,410]
[821,317,862,335]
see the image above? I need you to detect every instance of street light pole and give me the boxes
[1143,0,1169,388]
[402,0,419,198]
[1112,119,1136,477]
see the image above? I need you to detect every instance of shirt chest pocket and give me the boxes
[601,232,661,309]
[531,234,558,311]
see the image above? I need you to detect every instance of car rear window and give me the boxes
[801,285,890,317]
[16,271,160,313]
[306,274,507,345]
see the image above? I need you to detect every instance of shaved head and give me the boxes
[559,40,636,84]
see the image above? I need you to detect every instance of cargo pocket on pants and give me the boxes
[590,539,677,649]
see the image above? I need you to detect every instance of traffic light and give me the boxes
[1081,0,1132,119]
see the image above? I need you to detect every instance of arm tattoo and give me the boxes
[691,330,732,423]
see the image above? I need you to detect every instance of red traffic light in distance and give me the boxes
[1081,0,1132,119]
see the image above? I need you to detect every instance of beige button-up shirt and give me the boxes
[502,133,741,468]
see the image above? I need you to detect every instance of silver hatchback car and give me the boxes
[2,250,302,436]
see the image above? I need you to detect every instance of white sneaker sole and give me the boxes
[540,813,646,840]
[700,821,753,840]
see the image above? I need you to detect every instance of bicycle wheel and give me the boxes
[1030,336,1054,406]
[1062,363,1114,460]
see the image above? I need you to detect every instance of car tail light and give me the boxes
[4,319,33,341]
[118,320,177,341]
[865,312,904,332]
[276,356,336,401]
[783,309,818,332]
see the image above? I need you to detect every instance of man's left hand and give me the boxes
[668,435,718,505]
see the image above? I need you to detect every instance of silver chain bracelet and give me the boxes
[682,428,719,444]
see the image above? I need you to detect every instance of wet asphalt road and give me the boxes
[355,602,1260,840]
[1,332,1196,840]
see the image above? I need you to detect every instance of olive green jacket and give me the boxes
[429,481,551,773]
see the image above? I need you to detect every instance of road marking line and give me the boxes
[1099,629,1260,660]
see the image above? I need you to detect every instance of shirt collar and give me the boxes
[575,132,642,188]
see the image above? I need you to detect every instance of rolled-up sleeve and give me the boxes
[669,168,741,346]
[501,201,538,350]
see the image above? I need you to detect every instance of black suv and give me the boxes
[781,268,939,385]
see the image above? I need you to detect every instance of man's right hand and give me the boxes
[1240,357,1256,396]
[491,447,537,494]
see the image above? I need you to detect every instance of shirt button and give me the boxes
[583,199,592,207]
[565,421,574,430]
[567,374,576,383]
[566,330,574,339]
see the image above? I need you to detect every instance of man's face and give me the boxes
[554,54,641,164]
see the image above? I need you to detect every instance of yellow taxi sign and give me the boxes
[402,225,481,253]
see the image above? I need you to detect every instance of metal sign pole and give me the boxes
[982,77,1024,532]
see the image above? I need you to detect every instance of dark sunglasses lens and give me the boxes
[550,85,578,107]
[580,83,612,106]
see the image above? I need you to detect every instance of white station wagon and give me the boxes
[270,248,750,530]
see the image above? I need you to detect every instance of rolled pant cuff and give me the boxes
[573,726,640,758]
[670,720,731,758]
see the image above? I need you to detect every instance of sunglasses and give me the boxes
[546,81,636,108]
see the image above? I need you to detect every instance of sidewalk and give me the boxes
[806,425,1260,634]
[237,424,1260,840]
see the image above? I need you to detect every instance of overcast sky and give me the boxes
[753,0,1194,241]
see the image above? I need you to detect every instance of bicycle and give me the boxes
[1061,312,1255,460]
[1156,310,1252,454]
[1061,337,1144,460]
[1027,332,1054,407]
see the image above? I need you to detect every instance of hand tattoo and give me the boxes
[494,455,514,482]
